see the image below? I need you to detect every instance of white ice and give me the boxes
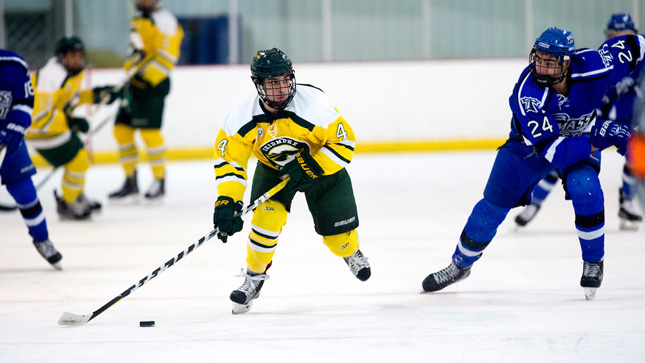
[1,150,644,363]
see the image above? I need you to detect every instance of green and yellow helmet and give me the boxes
[250,48,296,109]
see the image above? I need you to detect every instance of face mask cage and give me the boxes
[254,73,296,110]
[529,48,568,87]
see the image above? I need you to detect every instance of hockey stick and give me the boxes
[58,177,289,326]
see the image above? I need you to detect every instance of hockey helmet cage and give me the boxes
[530,27,575,87]
[251,48,296,109]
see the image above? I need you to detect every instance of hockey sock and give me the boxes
[61,149,90,203]
[246,199,287,274]
[6,178,49,242]
[323,229,359,258]
[114,124,138,177]
[531,171,558,205]
[141,129,166,179]
[453,198,509,268]
[621,164,636,200]
[567,165,604,263]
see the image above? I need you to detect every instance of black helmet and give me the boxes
[55,36,85,57]
[250,48,296,109]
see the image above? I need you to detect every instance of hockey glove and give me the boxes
[92,86,123,104]
[67,117,90,133]
[0,121,27,153]
[591,120,631,156]
[213,196,244,243]
[277,152,324,193]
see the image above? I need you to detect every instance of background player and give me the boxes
[514,13,643,230]
[0,49,63,269]
[108,0,183,201]
[422,27,637,300]
[26,36,120,220]
[213,48,370,314]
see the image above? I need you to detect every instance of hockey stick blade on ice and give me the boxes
[58,177,289,326]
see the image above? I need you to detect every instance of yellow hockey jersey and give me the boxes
[214,84,356,202]
[126,8,183,87]
[25,57,93,149]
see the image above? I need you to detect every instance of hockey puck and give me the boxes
[139,321,155,327]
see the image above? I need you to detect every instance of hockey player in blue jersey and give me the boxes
[422,27,637,300]
[514,13,643,230]
[0,50,62,270]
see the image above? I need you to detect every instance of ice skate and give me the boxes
[514,204,541,227]
[144,178,165,200]
[77,193,102,212]
[580,260,603,301]
[422,262,471,292]
[108,172,139,202]
[343,249,371,281]
[33,240,62,270]
[618,188,642,231]
[54,190,92,220]
[230,269,269,314]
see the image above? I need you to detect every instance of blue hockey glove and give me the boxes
[0,121,27,153]
[213,196,244,243]
[277,152,324,193]
[67,116,90,133]
[591,120,631,156]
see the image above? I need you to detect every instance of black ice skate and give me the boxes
[77,193,102,212]
[514,204,541,227]
[618,188,642,231]
[230,269,269,314]
[54,190,92,220]
[144,178,165,200]
[422,262,471,292]
[33,240,62,270]
[108,172,139,201]
[580,260,603,301]
[343,249,371,281]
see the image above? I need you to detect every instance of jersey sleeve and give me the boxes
[6,63,34,129]
[213,120,254,202]
[309,112,356,175]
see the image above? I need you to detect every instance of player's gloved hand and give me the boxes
[591,119,631,156]
[67,116,90,133]
[0,121,27,153]
[92,86,123,104]
[277,152,324,193]
[213,196,244,243]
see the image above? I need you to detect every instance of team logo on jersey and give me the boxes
[554,110,595,136]
[257,127,264,137]
[259,137,311,168]
[268,123,278,137]
[520,97,541,113]
[0,91,11,119]
[556,94,569,110]
[597,46,613,68]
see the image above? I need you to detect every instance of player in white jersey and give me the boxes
[212,48,370,314]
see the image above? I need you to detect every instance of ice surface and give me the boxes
[1,151,644,362]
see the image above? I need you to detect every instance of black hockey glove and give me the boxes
[591,119,631,156]
[277,152,324,193]
[92,86,123,104]
[213,196,244,243]
[67,116,90,133]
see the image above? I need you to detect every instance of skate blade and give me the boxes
[108,194,141,205]
[51,261,62,271]
[231,301,253,315]
[584,287,597,301]
[619,219,641,231]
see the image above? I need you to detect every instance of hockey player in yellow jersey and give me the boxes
[213,48,371,314]
[109,0,183,201]
[25,36,121,220]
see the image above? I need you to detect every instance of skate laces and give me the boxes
[344,250,369,272]
[433,263,460,284]
[583,262,601,278]
[234,269,269,294]
[34,240,58,258]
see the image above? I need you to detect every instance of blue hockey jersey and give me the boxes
[508,35,645,170]
[0,49,34,131]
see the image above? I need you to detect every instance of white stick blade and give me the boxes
[58,311,92,326]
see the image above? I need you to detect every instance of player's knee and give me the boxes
[140,129,164,147]
[66,149,91,174]
[566,167,602,203]
[323,229,359,258]
[114,124,135,144]
[5,178,37,205]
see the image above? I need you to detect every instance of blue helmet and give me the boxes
[607,13,636,32]
[530,27,575,87]
[533,27,575,58]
